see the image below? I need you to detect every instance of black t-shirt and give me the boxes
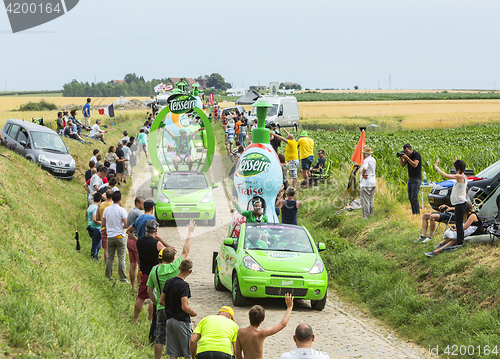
[313,157,326,171]
[115,148,125,169]
[85,169,92,182]
[407,150,422,179]
[270,130,282,151]
[136,234,160,275]
[163,276,191,323]
[63,127,71,136]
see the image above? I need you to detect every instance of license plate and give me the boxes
[271,279,304,287]
[428,197,434,203]
[53,169,66,174]
[182,207,190,211]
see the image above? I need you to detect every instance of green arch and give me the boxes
[148,106,215,174]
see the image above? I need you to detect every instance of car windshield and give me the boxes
[162,173,208,190]
[31,131,68,153]
[157,98,169,106]
[244,225,313,252]
[475,160,500,179]
[250,105,278,117]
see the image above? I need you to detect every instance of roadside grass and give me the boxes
[0,117,152,357]
[298,168,500,358]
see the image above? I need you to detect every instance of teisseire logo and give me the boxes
[169,95,197,114]
[236,153,271,177]
[4,0,79,33]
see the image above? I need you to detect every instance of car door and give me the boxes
[14,126,30,158]
[220,223,241,289]
[4,124,20,151]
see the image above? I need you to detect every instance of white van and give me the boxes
[248,95,299,128]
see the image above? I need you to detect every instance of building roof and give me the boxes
[168,77,197,86]
[110,80,125,85]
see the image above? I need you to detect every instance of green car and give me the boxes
[153,171,218,226]
[213,223,328,310]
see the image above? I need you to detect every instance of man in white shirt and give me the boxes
[102,191,129,282]
[280,324,330,359]
[360,146,376,218]
[89,119,108,145]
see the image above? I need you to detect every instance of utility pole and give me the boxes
[389,74,391,90]
[494,81,496,91]
[378,80,380,90]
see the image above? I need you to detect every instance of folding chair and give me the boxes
[311,160,331,184]
[431,211,455,239]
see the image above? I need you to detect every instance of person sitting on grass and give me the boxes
[89,119,108,145]
[231,196,268,223]
[425,201,484,257]
[236,294,294,359]
[56,112,66,132]
[416,204,454,244]
[69,109,91,134]
[64,121,84,143]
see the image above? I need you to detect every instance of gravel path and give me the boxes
[126,153,430,359]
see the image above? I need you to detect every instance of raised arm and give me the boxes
[165,128,175,138]
[182,220,196,259]
[260,293,294,337]
[434,159,465,181]
[273,133,288,143]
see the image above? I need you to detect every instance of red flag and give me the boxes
[98,108,105,115]
[209,93,214,104]
[351,130,366,165]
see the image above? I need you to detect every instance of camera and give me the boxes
[396,151,405,158]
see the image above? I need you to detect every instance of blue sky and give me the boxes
[1,0,499,91]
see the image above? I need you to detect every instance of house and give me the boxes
[249,86,267,91]
[227,88,246,97]
[110,80,125,85]
[195,76,207,89]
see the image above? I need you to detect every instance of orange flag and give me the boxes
[350,130,366,165]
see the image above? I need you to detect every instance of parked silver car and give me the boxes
[1,119,76,179]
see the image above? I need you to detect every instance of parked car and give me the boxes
[428,161,500,217]
[152,171,218,226]
[1,119,75,179]
[213,223,328,310]
[222,106,247,117]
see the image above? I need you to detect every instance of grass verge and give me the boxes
[0,117,153,358]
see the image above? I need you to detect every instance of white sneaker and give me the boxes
[421,237,432,243]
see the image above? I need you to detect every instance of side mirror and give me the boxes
[212,182,219,188]
[20,141,27,148]
[224,238,237,250]
[150,182,157,189]
[278,110,283,117]
[147,160,153,165]
[318,242,326,252]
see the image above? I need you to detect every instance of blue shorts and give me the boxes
[301,156,314,170]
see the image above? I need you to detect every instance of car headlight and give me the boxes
[157,191,170,203]
[309,259,324,274]
[69,158,76,168]
[38,154,50,165]
[243,256,264,272]
[439,189,449,196]
[200,192,213,203]
[153,169,159,177]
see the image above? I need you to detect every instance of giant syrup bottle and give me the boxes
[233,100,282,224]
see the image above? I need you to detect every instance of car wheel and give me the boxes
[232,274,246,306]
[208,213,216,227]
[310,291,327,311]
[214,266,226,292]
[154,212,163,227]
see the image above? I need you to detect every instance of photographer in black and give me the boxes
[398,144,422,214]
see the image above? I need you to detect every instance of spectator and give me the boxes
[115,142,126,185]
[231,140,242,163]
[90,149,99,164]
[127,196,145,288]
[279,153,289,191]
[359,147,376,219]
[275,129,299,188]
[95,154,103,168]
[239,117,248,147]
[122,140,130,183]
[152,101,158,117]
[103,161,116,179]
[164,127,205,171]
[127,137,137,179]
[85,161,96,182]
[426,201,484,257]
[83,97,91,127]
[102,191,128,282]
[190,306,239,359]
[120,130,130,145]
[137,129,148,160]
[280,324,330,359]
[133,219,166,323]
[236,294,294,359]
[56,112,65,132]
[97,177,119,195]
[64,121,84,142]
[126,200,168,247]
[148,220,196,359]
[399,144,422,214]
[310,150,326,177]
[416,205,454,243]
[96,188,113,262]
[269,125,282,153]
[160,259,197,359]
[297,131,314,188]
[235,117,241,141]
[69,108,90,134]
[277,187,301,225]
[231,196,268,223]
[225,121,236,156]
[104,146,118,171]
[89,166,108,193]
[89,119,108,145]
[87,192,102,261]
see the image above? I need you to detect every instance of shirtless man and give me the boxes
[236,293,294,359]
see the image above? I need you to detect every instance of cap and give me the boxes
[144,199,157,208]
[145,219,159,231]
[219,306,235,320]
[362,146,373,154]
[300,131,308,137]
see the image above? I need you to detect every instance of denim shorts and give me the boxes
[301,156,314,170]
